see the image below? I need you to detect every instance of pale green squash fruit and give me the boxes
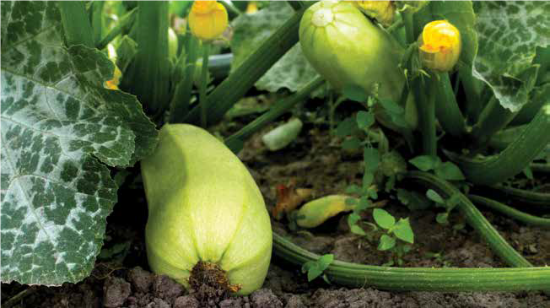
[141,124,272,295]
[300,1,411,130]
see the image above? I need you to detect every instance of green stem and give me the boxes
[225,77,324,152]
[468,195,550,228]
[132,1,170,116]
[58,2,95,48]
[403,10,414,44]
[184,5,309,125]
[199,43,211,128]
[435,72,466,137]
[96,8,138,50]
[489,185,550,208]
[414,76,437,156]
[169,36,199,123]
[450,103,550,185]
[90,1,104,45]
[470,97,517,151]
[3,288,35,308]
[273,234,550,291]
[405,172,532,268]
[459,66,482,124]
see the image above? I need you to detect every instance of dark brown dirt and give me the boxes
[2,123,549,308]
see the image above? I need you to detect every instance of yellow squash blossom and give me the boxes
[349,1,395,27]
[188,1,228,41]
[246,1,258,14]
[104,65,122,90]
[419,20,461,72]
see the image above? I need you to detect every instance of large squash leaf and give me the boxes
[1,1,157,285]
[472,1,550,112]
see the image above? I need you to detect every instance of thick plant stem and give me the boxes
[450,104,550,186]
[405,172,532,268]
[469,195,550,228]
[59,2,95,48]
[273,234,550,291]
[435,73,466,137]
[132,1,170,116]
[90,1,105,45]
[489,185,550,208]
[414,76,437,156]
[97,8,138,50]
[199,44,211,128]
[184,6,308,125]
[470,97,517,151]
[403,10,415,44]
[169,37,199,123]
[225,77,325,152]
[459,66,482,124]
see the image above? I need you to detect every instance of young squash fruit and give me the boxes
[300,1,414,130]
[141,124,272,295]
[300,0,404,103]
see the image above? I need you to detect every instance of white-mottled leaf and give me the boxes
[230,1,319,93]
[473,1,550,112]
[1,1,157,285]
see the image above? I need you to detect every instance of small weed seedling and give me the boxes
[372,208,415,266]
[301,254,334,284]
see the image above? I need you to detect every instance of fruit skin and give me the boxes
[141,124,272,295]
[299,1,405,104]
[296,195,355,228]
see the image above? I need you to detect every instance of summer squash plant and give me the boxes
[1,0,550,296]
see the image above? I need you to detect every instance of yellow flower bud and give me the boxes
[188,1,228,41]
[246,1,258,14]
[104,65,122,90]
[349,1,395,27]
[419,20,461,72]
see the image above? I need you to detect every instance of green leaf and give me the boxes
[436,213,449,225]
[230,1,319,93]
[373,208,395,229]
[363,147,380,173]
[409,155,440,171]
[473,1,550,112]
[435,162,466,181]
[343,84,368,102]
[356,111,375,131]
[362,172,374,190]
[393,218,415,244]
[341,137,362,150]
[345,184,362,195]
[426,189,445,204]
[350,225,367,236]
[335,117,358,137]
[378,234,396,251]
[302,254,334,282]
[1,1,157,285]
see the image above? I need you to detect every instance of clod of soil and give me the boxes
[188,261,241,306]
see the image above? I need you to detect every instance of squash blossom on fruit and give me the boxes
[419,20,461,72]
[188,0,228,41]
[349,1,395,27]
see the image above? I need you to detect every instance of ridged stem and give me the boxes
[199,43,211,128]
[273,234,550,291]
[451,103,550,185]
[489,185,550,208]
[469,195,550,228]
[459,66,482,124]
[413,76,437,156]
[435,72,466,137]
